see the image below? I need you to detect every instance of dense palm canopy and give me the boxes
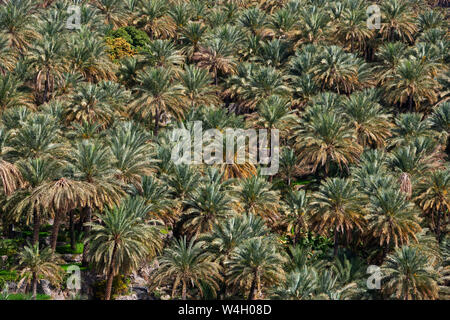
[0,0,448,301]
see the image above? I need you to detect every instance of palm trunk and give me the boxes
[43,70,50,103]
[32,209,40,245]
[81,206,92,267]
[248,272,258,300]
[32,272,37,300]
[408,95,414,112]
[436,210,442,243]
[333,227,339,256]
[50,211,62,251]
[181,279,187,300]
[153,107,160,136]
[104,243,118,300]
[69,210,76,251]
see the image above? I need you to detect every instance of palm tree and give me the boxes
[180,22,207,58]
[28,36,66,103]
[94,0,128,28]
[382,246,439,300]
[0,0,38,53]
[193,39,237,85]
[311,46,365,94]
[284,190,310,245]
[30,178,93,251]
[183,184,232,236]
[0,127,23,196]
[366,188,422,257]
[415,169,450,242]
[67,36,117,82]
[295,111,363,176]
[226,238,285,300]
[311,178,364,256]
[375,42,407,83]
[133,67,184,135]
[143,39,184,71]
[270,267,318,300]
[0,74,31,113]
[16,243,63,300]
[9,158,60,245]
[152,237,221,300]
[137,0,175,40]
[127,175,173,223]
[108,122,155,186]
[252,95,295,136]
[334,6,374,53]
[380,0,418,43]
[385,58,439,112]
[233,174,280,222]
[179,64,219,108]
[342,89,393,148]
[86,199,162,300]
[0,34,16,75]
[69,140,124,266]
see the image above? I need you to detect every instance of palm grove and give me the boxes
[0,0,449,301]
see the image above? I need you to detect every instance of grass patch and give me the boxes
[56,243,84,254]
[60,263,87,272]
[7,293,51,300]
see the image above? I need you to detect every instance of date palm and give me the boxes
[137,0,175,39]
[0,0,38,53]
[152,237,221,300]
[179,65,219,109]
[127,175,173,223]
[10,114,64,160]
[311,46,363,94]
[295,111,363,176]
[65,82,116,129]
[108,122,156,186]
[385,58,439,112]
[335,6,374,53]
[375,42,407,84]
[233,174,280,222]
[284,189,310,245]
[86,198,162,300]
[382,246,439,300]
[380,0,418,43]
[30,178,93,251]
[16,243,63,300]
[0,34,16,75]
[342,89,393,148]
[226,237,285,300]
[10,158,60,245]
[143,39,184,72]
[183,184,232,236]
[193,39,237,86]
[28,36,66,103]
[366,188,422,257]
[0,127,22,195]
[296,6,330,45]
[69,140,124,266]
[94,0,128,28]
[67,36,116,82]
[415,169,450,242]
[0,74,31,113]
[310,178,364,256]
[133,67,184,135]
[180,22,207,58]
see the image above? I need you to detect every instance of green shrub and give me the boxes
[7,293,51,300]
[55,243,84,254]
[0,270,18,289]
[94,275,130,300]
[106,26,150,51]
